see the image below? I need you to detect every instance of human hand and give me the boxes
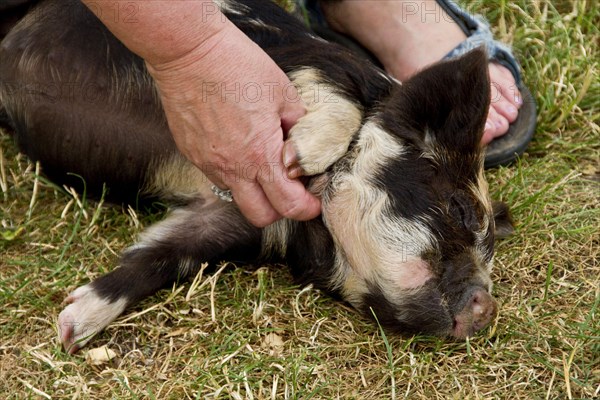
[146,20,321,227]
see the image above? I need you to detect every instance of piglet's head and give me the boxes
[321,49,513,338]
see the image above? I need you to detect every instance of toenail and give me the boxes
[506,104,518,118]
[515,95,523,106]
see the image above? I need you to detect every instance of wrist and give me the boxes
[145,18,236,75]
[141,1,233,67]
[81,0,230,66]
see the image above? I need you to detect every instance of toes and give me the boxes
[491,94,519,124]
[486,61,522,143]
[482,120,496,145]
[489,62,522,108]
[485,106,510,143]
[57,285,128,353]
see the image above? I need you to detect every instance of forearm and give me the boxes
[80,0,229,66]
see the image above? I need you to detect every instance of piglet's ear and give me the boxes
[385,48,491,153]
[492,200,514,238]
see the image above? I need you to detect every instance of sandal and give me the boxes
[298,0,537,168]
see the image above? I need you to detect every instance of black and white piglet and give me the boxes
[0,0,512,353]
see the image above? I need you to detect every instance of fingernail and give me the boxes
[282,141,297,167]
[287,166,303,179]
[484,121,493,132]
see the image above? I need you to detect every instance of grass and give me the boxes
[1,0,598,398]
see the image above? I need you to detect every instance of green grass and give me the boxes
[1,0,598,398]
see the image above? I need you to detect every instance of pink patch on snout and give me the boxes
[452,288,497,338]
[395,258,433,289]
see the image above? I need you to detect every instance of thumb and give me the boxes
[280,87,306,136]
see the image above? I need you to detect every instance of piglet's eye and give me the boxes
[450,191,480,232]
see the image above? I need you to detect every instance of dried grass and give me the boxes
[1,0,598,398]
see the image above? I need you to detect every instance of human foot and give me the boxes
[319,0,522,145]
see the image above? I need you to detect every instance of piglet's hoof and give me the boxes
[57,285,127,353]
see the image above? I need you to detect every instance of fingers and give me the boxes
[280,85,306,136]
[207,142,321,227]
[221,172,320,228]
[256,159,322,223]
[232,181,281,227]
[203,170,281,227]
[231,174,321,228]
[258,128,321,223]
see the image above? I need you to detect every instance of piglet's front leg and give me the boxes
[283,68,363,177]
[58,201,261,353]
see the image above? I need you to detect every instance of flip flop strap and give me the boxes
[438,0,522,84]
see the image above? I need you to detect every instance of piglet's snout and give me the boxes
[452,288,497,338]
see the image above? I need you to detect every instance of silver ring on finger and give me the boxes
[210,185,234,202]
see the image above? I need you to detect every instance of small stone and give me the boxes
[261,333,285,357]
[85,345,118,366]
